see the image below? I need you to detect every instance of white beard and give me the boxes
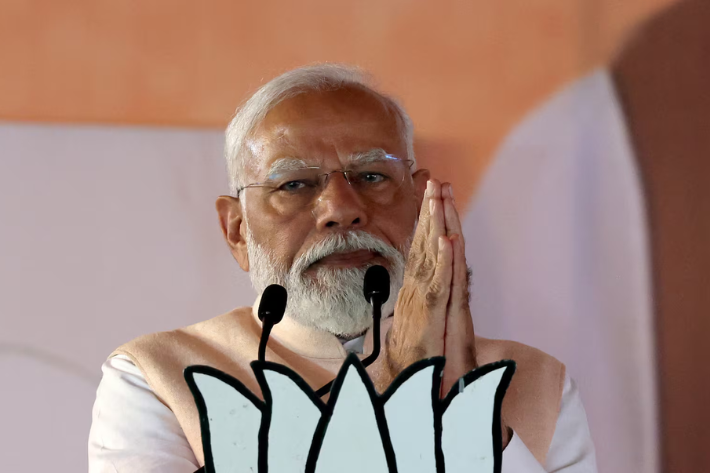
[246,228,408,337]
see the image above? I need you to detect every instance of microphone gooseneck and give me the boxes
[257,284,288,363]
[315,265,390,397]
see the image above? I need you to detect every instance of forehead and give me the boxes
[246,87,406,175]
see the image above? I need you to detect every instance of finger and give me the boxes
[428,235,453,310]
[409,179,443,279]
[442,183,464,242]
[448,234,471,316]
[441,235,477,396]
[427,180,446,265]
[442,181,453,200]
[412,180,437,251]
[406,180,435,273]
[417,179,435,237]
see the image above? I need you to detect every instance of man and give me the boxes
[89,64,596,472]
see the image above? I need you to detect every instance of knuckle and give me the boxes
[418,259,435,279]
[425,286,442,307]
[405,258,415,274]
[405,242,427,271]
[415,238,427,257]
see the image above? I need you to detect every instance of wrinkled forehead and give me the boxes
[244,87,407,180]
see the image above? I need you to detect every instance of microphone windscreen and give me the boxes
[363,265,390,304]
[258,284,288,324]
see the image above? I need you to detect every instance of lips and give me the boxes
[313,249,379,268]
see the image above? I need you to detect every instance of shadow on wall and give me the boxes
[613,0,710,471]
[460,2,710,472]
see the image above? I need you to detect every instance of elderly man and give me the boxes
[88,65,596,472]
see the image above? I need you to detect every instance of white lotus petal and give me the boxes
[441,367,507,473]
[315,365,389,473]
[384,365,437,473]
[192,372,261,473]
[263,369,322,473]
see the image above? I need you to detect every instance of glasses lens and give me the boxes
[255,159,411,214]
[347,160,408,200]
[258,168,320,214]
[265,168,321,194]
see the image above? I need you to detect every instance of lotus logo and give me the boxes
[185,354,515,473]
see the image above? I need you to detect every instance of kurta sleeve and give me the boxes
[502,374,598,472]
[88,355,199,473]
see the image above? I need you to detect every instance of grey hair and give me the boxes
[224,63,415,196]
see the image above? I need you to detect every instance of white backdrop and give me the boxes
[0,124,253,471]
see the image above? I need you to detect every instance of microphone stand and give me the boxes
[360,298,382,367]
[258,321,275,363]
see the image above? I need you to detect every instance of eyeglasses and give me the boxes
[236,155,414,215]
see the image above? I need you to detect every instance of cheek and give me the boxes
[247,207,313,266]
[371,197,419,248]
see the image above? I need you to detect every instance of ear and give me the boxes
[412,169,431,212]
[216,196,250,272]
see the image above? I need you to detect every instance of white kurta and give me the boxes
[88,354,596,472]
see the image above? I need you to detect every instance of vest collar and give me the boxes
[251,300,347,359]
[250,299,390,360]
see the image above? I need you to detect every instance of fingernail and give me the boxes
[449,185,455,200]
[426,180,433,196]
[438,236,446,250]
[429,198,435,213]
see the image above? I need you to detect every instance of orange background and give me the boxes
[0,0,675,201]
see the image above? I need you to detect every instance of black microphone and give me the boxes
[315,265,390,397]
[361,265,389,367]
[257,284,288,363]
[363,264,391,304]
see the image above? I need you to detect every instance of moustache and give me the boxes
[291,231,402,275]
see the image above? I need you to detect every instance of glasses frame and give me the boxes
[235,158,415,197]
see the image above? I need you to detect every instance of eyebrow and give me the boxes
[346,148,397,165]
[266,158,311,177]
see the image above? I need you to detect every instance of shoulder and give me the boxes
[89,356,200,471]
[475,335,566,407]
[475,336,567,465]
[111,307,255,357]
[475,335,565,381]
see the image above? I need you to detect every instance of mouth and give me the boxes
[310,250,382,269]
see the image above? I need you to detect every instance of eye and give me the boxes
[279,180,308,192]
[360,172,387,184]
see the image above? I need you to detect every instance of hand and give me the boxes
[439,183,477,396]
[374,179,511,449]
[440,183,511,449]
[375,179,449,388]
[377,179,473,387]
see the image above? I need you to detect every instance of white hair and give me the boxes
[224,63,416,196]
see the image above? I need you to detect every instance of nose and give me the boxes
[313,172,368,230]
